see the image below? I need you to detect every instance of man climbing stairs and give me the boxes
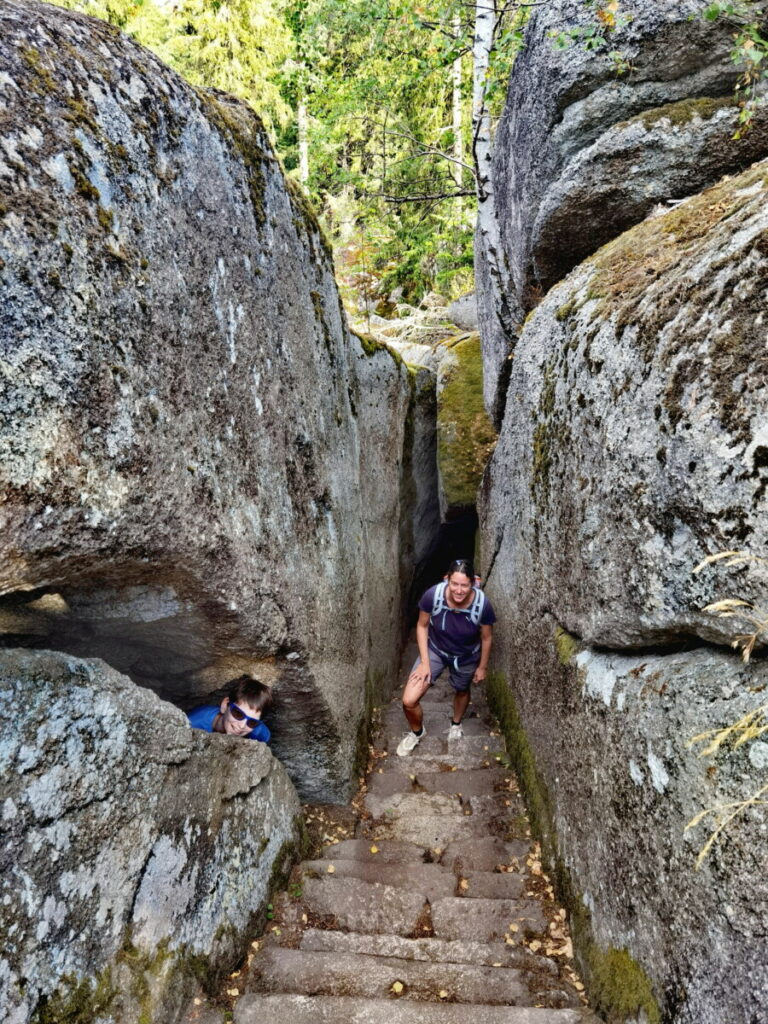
[227,658,598,1023]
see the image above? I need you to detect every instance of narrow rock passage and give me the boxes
[188,643,598,1024]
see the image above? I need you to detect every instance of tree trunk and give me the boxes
[297,93,309,186]
[452,13,463,189]
[472,0,520,426]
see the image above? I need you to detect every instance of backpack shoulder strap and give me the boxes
[432,581,448,617]
[469,587,486,626]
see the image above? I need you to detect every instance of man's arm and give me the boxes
[473,623,493,684]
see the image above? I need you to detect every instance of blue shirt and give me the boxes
[419,584,496,659]
[187,704,271,743]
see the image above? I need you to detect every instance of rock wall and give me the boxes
[0,0,436,802]
[0,648,301,1024]
[480,156,768,1022]
[479,0,768,421]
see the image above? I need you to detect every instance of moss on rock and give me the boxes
[437,333,497,509]
[640,93,736,130]
[486,669,661,1024]
[554,626,580,666]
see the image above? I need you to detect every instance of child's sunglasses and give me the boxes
[228,702,260,728]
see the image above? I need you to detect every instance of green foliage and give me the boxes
[697,1,768,137]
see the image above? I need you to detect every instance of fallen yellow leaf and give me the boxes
[327,864,336,873]
[370,845,379,854]
[439,990,449,999]
[508,923,519,933]
[528,940,542,952]
[227,988,239,997]
[458,878,469,892]
[391,980,404,994]
[492,962,503,967]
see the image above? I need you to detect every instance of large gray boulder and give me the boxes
[482,159,768,649]
[0,648,301,1024]
[479,0,768,420]
[479,158,768,1021]
[0,0,436,801]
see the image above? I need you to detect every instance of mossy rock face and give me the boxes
[484,0,768,339]
[436,333,497,513]
[483,158,768,653]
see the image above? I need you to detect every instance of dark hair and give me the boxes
[447,558,475,580]
[227,675,272,712]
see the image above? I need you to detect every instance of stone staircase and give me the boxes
[213,658,598,1024]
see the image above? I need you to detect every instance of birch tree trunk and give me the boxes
[452,13,463,189]
[472,0,520,426]
[297,93,309,186]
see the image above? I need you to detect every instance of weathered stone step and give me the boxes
[458,870,526,899]
[431,897,548,943]
[248,946,532,1005]
[379,747,503,772]
[299,858,456,902]
[365,789,468,820]
[298,928,559,974]
[442,836,531,872]
[300,875,427,935]
[321,838,428,863]
[235,994,591,1024]
[365,787,521,824]
[368,766,510,799]
[366,809,501,847]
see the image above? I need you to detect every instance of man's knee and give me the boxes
[403,693,421,712]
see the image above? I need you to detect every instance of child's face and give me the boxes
[219,697,262,736]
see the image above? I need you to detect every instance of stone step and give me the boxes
[300,875,427,935]
[381,748,504,772]
[364,809,499,847]
[321,838,428,863]
[299,859,456,902]
[234,994,592,1024]
[298,928,559,975]
[431,898,548,943]
[458,870,526,899]
[368,766,510,800]
[248,946,532,1005]
[365,789,471,821]
[442,836,532,872]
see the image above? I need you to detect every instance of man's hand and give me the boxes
[472,665,487,685]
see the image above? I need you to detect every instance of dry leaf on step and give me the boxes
[327,864,335,873]
[391,981,404,994]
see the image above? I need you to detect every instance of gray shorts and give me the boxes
[411,647,478,693]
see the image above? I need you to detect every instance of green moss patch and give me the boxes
[640,94,736,130]
[437,333,497,509]
[554,626,580,666]
[32,971,116,1024]
[589,946,661,1024]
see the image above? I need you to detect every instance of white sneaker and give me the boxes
[447,723,463,741]
[396,727,425,757]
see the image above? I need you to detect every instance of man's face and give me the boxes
[219,697,262,736]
